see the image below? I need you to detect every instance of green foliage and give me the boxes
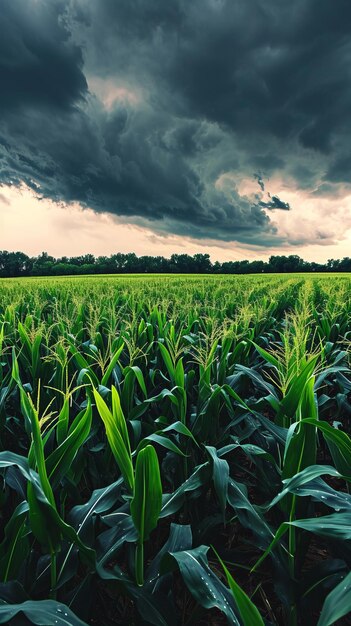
[213,547,264,626]
[93,385,134,493]
[0,273,350,624]
[131,445,162,585]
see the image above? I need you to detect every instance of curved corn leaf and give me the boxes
[131,445,162,586]
[205,446,229,517]
[46,400,92,486]
[253,512,351,572]
[213,547,264,626]
[0,501,29,582]
[93,386,134,493]
[301,418,351,478]
[131,445,162,543]
[0,600,88,625]
[318,570,351,626]
[164,545,239,625]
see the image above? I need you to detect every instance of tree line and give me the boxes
[1,250,351,277]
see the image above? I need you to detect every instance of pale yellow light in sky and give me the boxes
[87,76,142,110]
[1,183,351,262]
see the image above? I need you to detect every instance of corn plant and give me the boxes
[0,273,350,625]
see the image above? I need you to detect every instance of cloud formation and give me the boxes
[259,196,291,211]
[1,0,351,246]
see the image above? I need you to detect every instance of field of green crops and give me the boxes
[0,274,350,626]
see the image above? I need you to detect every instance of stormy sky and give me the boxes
[1,0,351,260]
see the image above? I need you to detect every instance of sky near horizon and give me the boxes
[1,0,351,262]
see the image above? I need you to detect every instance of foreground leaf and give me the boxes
[318,570,351,626]
[164,545,239,625]
[0,600,88,625]
[213,547,264,626]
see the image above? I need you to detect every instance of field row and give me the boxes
[0,275,350,625]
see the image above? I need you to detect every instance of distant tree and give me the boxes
[51,263,78,275]
[0,251,31,277]
[193,254,212,273]
[170,254,194,273]
[269,255,303,273]
[32,252,55,276]
[250,260,267,273]
[70,254,96,267]
[339,257,351,272]
[0,249,350,277]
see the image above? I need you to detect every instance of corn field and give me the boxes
[0,274,350,626]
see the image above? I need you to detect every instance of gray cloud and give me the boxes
[254,174,265,192]
[259,195,291,211]
[1,0,351,245]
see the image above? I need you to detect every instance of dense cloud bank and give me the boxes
[1,0,351,245]
[1,250,351,277]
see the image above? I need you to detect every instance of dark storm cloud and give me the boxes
[0,0,87,111]
[254,174,265,192]
[1,0,351,244]
[259,195,291,211]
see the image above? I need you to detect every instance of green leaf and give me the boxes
[158,342,175,380]
[175,358,185,388]
[286,477,351,511]
[46,401,92,487]
[164,545,239,625]
[146,523,192,585]
[96,515,137,579]
[56,398,69,446]
[161,421,199,447]
[280,356,318,420]
[68,343,99,387]
[101,344,124,387]
[228,366,277,400]
[131,445,162,543]
[253,512,351,572]
[252,341,280,369]
[124,365,148,398]
[58,479,122,584]
[93,386,134,493]
[218,442,279,472]
[0,600,89,625]
[269,465,343,510]
[111,386,132,454]
[20,388,55,508]
[318,570,351,626]
[213,547,264,626]
[160,463,210,518]
[0,453,95,564]
[301,418,351,478]
[0,501,29,582]
[227,478,273,548]
[126,585,176,626]
[131,445,162,586]
[138,433,187,457]
[0,452,31,481]
[206,446,229,517]
[27,480,61,553]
